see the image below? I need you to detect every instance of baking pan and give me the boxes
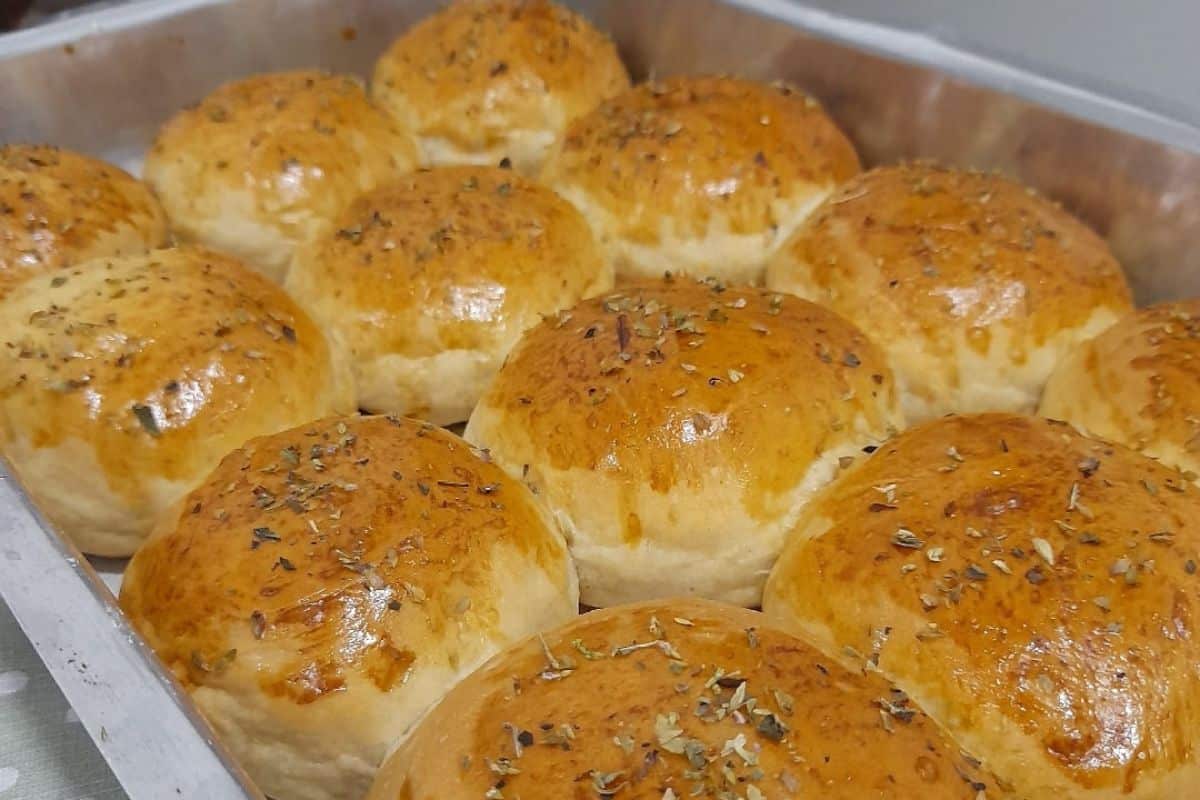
[2,1,1199,798]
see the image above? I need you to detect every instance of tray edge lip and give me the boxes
[0,459,263,800]
[0,0,229,57]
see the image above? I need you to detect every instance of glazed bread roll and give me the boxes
[465,279,903,607]
[540,75,861,285]
[763,413,1200,799]
[120,415,578,800]
[0,246,353,556]
[368,598,1005,800]
[143,70,418,282]
[766,162,1134,422]
[372,0,630,175]
[286,165,612,425]
[0,144,167,294]
[1041,299,1200,479]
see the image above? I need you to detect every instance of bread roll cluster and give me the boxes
[2,1,1196,799]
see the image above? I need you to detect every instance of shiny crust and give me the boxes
[766,162,1134,419]
[369,598,1004,800]
[540,75,861,282]
[372,0,630,173]
[143,70,418,281]
[464,278,903,605]
[0,144,167,294]
[1040,300,1200,479]
[0,246,353,556]
[285,165,612,423]
[763,413,1200,799]
[120,415,578,800]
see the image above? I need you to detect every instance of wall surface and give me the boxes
[793,0,1200,126]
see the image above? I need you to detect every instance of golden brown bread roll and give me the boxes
[1040,299,1200,480]
[540,75,861,285]
[763,413,1200,799]
[0,246,353,556]
[285,165,612,425]
[464,278,903,607]
[120,414,578,800]
[143,70,418,282]
[766,162,1134,422]
[0,144,167,294]
[372,0,630,175]
[368,597,1005,800]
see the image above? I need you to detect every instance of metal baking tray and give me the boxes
[2,1,1199,798]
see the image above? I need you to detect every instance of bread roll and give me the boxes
[368,598,1005,800]
[465,278,903,607]
[120,414,578,800]
[1041,299,1200,480]
[143,70,418,282]
[0,246,353,556]
[0,144,167,294]
[540,76,860,285]
[766,163,1134,422]
[372,0,629,175]
[763,413,1200,799]
[286,165,612,425]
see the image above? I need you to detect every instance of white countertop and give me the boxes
[0,600,125,800]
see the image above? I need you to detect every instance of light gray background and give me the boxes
[1,1,1198,799]
[795,0,1200,126]
[0,604,125,799]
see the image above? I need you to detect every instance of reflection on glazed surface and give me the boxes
[286,165,612,421]
[471,278,899,513]
[764,413,1200,799]
[0,246,352,555]
[1040,299,1200,480]
[772,163,1132,343]
[122,416,570,694]
[370,598,1003,800]
[465,277,905,606]
[120,415,578,800]
[767,163,1134,421]
[372,0,630,173]
[289,166,607,351]
[0,144,167,293]
[143,70,418,281]
[542,75,860,242]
